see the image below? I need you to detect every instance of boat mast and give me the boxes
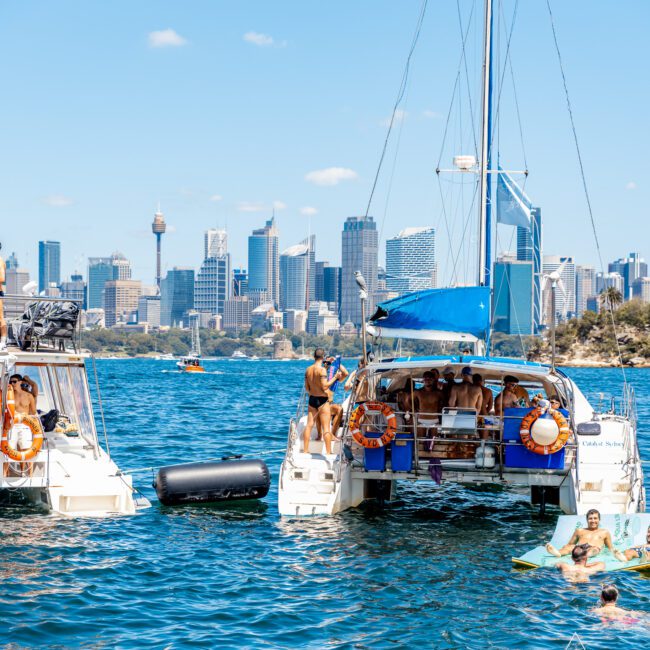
[478,0,495,287]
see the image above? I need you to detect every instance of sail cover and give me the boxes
[367,286,491,342]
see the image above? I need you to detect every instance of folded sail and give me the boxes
[496,167,532,230]
[367,286,491,342]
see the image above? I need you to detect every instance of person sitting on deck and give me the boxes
[440,366,456,408]
[473,373,493,415]
[556,544,606,581]
[416,371,443,430]
[448,367,483,412]
[9,374,38,416]
[546,509,626,561]
[494,375,530,415]
[622,525,650,562]
[397,378,419,424]
[304,348,342,455]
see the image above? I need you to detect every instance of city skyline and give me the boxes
[1,2,648,282]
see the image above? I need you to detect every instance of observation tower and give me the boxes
[151,207,167,292]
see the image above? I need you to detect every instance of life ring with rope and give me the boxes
[1,408,44,462]
[519,406,571,455]
[349,401,397,449]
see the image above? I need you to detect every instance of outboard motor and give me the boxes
[153,458,270,506]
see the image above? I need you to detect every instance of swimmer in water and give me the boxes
[546,509,626,562]
[556,545,605,581]
[594,584,638,622]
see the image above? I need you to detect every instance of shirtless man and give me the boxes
[304,348,341,455]
[415,371,443,445]
[9,374,38,416]
[448,367,483,412]
[556,544,605,581]
[316,358,349,439]
[494,375,530,415]
[440,366,456,408]
[594,585,637,622]
[546,509,626,561]
[0,242,7,349]
[473,374,493,415]
[622,525,650,562]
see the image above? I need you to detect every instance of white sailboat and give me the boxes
[176,313,205,373]
[278,1,644,517]
[1,296,149,516]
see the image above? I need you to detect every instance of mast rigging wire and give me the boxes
[364,0,428,219]
[545,0,627,386]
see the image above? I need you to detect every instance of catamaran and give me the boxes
[0,295,149,516]
[278,0,645,517]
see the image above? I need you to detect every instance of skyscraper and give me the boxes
[385,227,436,295]
[111,252,132,280]
[632,277,650,303]
[87,257,113,309]
[38,240,61,293]
[248,218,279,307]
[323,266,341,313]
[280,239,314,311]
[104,280,142,327]
[542,255,576,324]
[575,265,596,316]
[195,230,230,317]
[341,216,378,326]
[161,267,195,327]
[6,252,18,270]
[516,207,542,332]
[59,274,87,308]
[151,208,166,292]
[492,255,533,335]
[608,252,648,300]
[232,268,248,297]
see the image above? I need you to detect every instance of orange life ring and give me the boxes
[519,407,571,455]
[349,401,397,449]
[1,414,44,462]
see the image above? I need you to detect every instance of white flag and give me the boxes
[496,168,532,230]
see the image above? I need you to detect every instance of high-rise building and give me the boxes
[608,252,648,300]
[104,280,142,327]
[161,268,195,327]
[280,240,311,311]
[516,207,542,332]
[195,230,231,317]
[341,216,378,326]
[59,274,87,308]
[38,240,61,293]
[599,271,624,295]
[248,218,279,307]
[87,257,113,309]
[385,227,436,295]
[575,265,596,316]
[542,255,576,324]
[233,268,248,297]
[223,296,252,333]
[151,208,167,292]
[315,261,329,302]
[492,256,533,335]
[284,309,307,333]
[6,252,19,270]
[138,295,161,327]
[205,229,227,259]
[632,277,650,303]
[323,266,341,314]
[111,252,132,280]
[5,267,30,295]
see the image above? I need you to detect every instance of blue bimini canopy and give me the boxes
[367,286,491,342]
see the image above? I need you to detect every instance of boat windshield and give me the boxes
[14,362,99,449]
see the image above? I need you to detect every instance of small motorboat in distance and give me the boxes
[231,350,248,359]
[177,314,205,373]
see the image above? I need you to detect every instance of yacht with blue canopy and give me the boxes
[278,0,645,518]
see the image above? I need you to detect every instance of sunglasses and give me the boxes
[9,380,19,384]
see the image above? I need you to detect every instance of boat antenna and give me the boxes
[355,271,369,364]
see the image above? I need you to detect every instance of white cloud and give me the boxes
[300,206,318,216]
[273,200,287,210]
[305,167,359,186]
[148,29,187,48]
[380,109,408,127]
[209,194,223,202]
[42,194,73,207]
[243,31,274,47]
[626,181,637,191]
[422,109,442,119]
[237,201,266,213]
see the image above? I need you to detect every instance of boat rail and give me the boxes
[2,294,82,353]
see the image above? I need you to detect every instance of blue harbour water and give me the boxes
[1,360,649,648]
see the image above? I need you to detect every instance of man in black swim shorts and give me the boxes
[303,348,341,455]
[622,526,650,562]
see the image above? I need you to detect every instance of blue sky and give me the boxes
[0,1,647,286]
